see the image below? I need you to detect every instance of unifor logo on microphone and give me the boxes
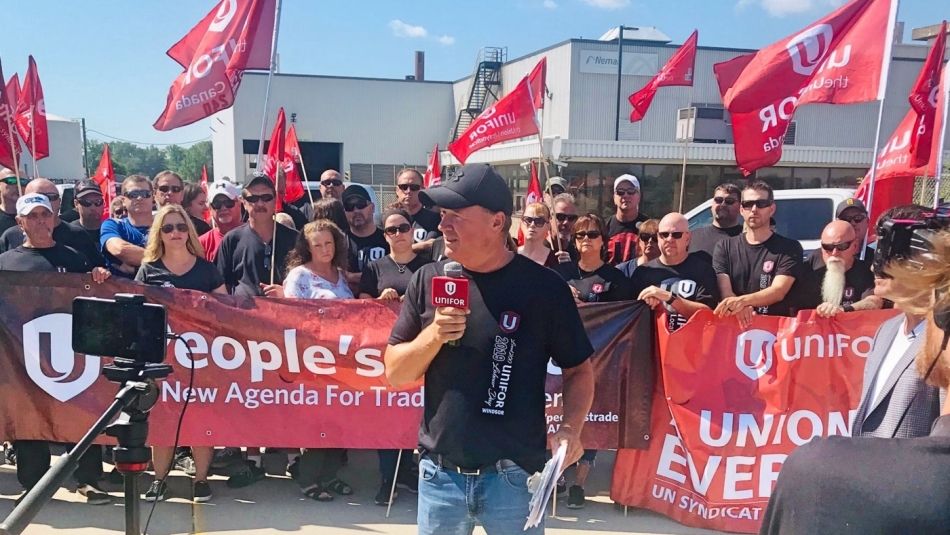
[735,329,777,380]
[22,313,100,402]
[431,276,469,309]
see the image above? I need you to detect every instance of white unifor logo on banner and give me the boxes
[22,313,100,402]
[735,329,777,380]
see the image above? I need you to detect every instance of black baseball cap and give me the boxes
[420,163,512,216]
[244,174,276,193]
[342,184,371,203]
[75,179,103,198]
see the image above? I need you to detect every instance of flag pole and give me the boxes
[932,63,949,208]
[860,98,888,262]
[299,158,315,206]
[29,114,38,178]
[255,0,283,173]
[7,127,21,195]
[677,85,695,213]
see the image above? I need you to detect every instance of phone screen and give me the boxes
[72,297,167,363]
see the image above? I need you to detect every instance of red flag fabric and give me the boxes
[528,57,547,110]
[908,20,946,168]
[423,144,441,188]
[449,77,540,164]
[283,124,305,204]
[5,73,18,114]
[92,144,115,222]
[200,165,212,223]
[516,159,544,246]
[629,30,698,122]
[0,61,21,171]
[714,0,897,175]
[154,0,276,131]
[261,107,287,210]
[14,56,49,161]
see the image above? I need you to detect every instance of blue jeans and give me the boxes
[417,455,543,535]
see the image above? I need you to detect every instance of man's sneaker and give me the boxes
[4,443,16,466]
[226,461,265,488]
[374,482,396,506]
[395,473,418,494]
[105,468,124,486]
[175,450,197,477]
[78,484,111,505]
[556,475,568,497]
[144,480,167,502]
[566,485,585,509]
[211,447,243,470]
[193,481,212,503]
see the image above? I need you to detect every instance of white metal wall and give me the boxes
[16,115,84,181]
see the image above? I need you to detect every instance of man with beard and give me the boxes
[796,220,879,316]
[549,193,579,263]
[199,179,244,262]
[604,174,649,265]
[319,169,344,201]
[688,183,742,264]
[68,180,106,245]
[343,184,387,276]
[395,168,441,252]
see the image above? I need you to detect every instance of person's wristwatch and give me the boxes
[665,293,676,305]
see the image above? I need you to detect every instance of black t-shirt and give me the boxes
[389,255,593,473]
[281,203,309,231]
[631,254,720,331]
[410,208,442,243]
[0,211,17,236]
[605,213,649,265]
[760,416,950,535]
[0,221,105,268]
[358,254,432,297]
[567,263,634,303]
[794,254,875,310]
[347,228,390,273]
[59,208,79,223]
[428,237,447,262]
[0,244,90,273]
[713,232,803,316]
[68,220,101,248]
[190,215,213,237]
[135,257,225,292]
[216,223,298,297]
[689,224,743,265]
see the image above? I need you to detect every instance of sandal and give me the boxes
[302,484,334,502]
[323,478,353,496]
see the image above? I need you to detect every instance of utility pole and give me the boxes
[614,26,635,142]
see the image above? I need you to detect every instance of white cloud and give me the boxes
[389,19,427,38]
[438,35,456,46]
[736,0,844,17]
[581,0,630,9]
[543,0,558,9]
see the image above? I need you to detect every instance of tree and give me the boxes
[84,138,212,182]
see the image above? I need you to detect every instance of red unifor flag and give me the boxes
[449,76,540,164]
[714,0,897,175]
[517,159,543,246]
[908,20,946,168]
[14,56,49,160]
[423,144,441,188]
[283,124,305,203]
[200,165,212,223]
[154,0,276,131]
[629,30,698,122]
[528,57,547,110]
[5,73,18,114]
[0,61,21,171]
[92,144,115,221]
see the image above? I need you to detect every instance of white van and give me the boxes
[684,188,857,255]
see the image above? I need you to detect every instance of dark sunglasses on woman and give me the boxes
[384,223,412,236]
[160,223,190,234]
[575,230,601,240]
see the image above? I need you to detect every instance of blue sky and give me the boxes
[0,0,938,146]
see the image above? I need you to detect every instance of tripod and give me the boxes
[0,361,172,535]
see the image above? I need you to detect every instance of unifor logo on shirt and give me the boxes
[763,260,775,274]
[483,331,518,416]
[358,247,386,270]
[413,228,428,243]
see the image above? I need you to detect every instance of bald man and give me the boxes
[0,178,104,267]
[319,169,344,200]
[796,220,880,317]
[630,213,720,332]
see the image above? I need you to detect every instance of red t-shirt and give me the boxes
[199,228,225,262]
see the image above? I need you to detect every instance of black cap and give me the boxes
[835,197,868,218]
[342,184,371,203]
[245,174,276,193]
[75,179,103,198]
[419,163,512,216]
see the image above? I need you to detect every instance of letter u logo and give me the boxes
[499,312,520,333]
[445,282,456,296]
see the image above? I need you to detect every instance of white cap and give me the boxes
[209,179,241,201]
[614,174,640,191]
[16,193,53,216]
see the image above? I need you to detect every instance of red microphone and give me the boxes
[431,261,469,346]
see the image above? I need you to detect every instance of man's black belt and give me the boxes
[426,454,520,476]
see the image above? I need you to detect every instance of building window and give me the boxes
[792,167,829,189]
[829,168,864,189]
[754,167,793,190]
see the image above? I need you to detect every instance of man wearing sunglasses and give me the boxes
[0,178,105,270]
[0,167,25,235]
[199,179,244,263]
[153,170,185,209]
[395,168,441,252]
[713,182,803,327]
[319,169,344,200]
[796,220,880,317]
[342,184,387,275]
[550,193,580,263]
[605,174,649,265]
[67,180,106,245]
[631,213,720,332]
[689,183,742,265]
[806,197,875,268]
[101,175,156,276]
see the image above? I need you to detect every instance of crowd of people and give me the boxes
[0,162,943,533]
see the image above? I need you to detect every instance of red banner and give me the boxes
[909,20,946,168]
[528,57,547,110]
[153,0,276,131]
[283,124,305,203]
[0,60,21,171]
[714,0,897,175]
[14,56,49,161]
[449,77,539,164]
[0,274,652,451]
[92,144,115,221]
[629,30,697,122]
[611,309,897,533]
[423,143,441,188]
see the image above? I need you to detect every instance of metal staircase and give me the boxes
[451,47,507,143]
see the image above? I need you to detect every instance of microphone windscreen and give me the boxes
[444,261,464,278]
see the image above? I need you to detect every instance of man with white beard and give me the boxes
[797,220,880,316]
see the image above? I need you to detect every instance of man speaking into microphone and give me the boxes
[385,163,595,534]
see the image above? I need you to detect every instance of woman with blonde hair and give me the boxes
[135,204,224,503]
[518,203,559,267]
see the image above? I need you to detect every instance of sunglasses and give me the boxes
[658,231,685,240]
[77,197,104,207]
[160,223,189,234]
[344,199,369,212]
[39,192,60,202]
[243,193,275,204]
[112,209,128,217]
[158,185,183,194]
[713,196,738,205]
[639,233,658,243]
[821,240,853,252]
[210,198,236,210]
[397,183,422,192]
[384,223,412,236]
[615,189,639,197]
[522,216,548,228]
[574,230,602,240]
[1,177,29,187]
[740,199,773,209]
[839,214,867,224]
[125,190,152,200]
[555,213,579,223]
[321,179,343,187]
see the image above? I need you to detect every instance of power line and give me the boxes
[86,129,211,147]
